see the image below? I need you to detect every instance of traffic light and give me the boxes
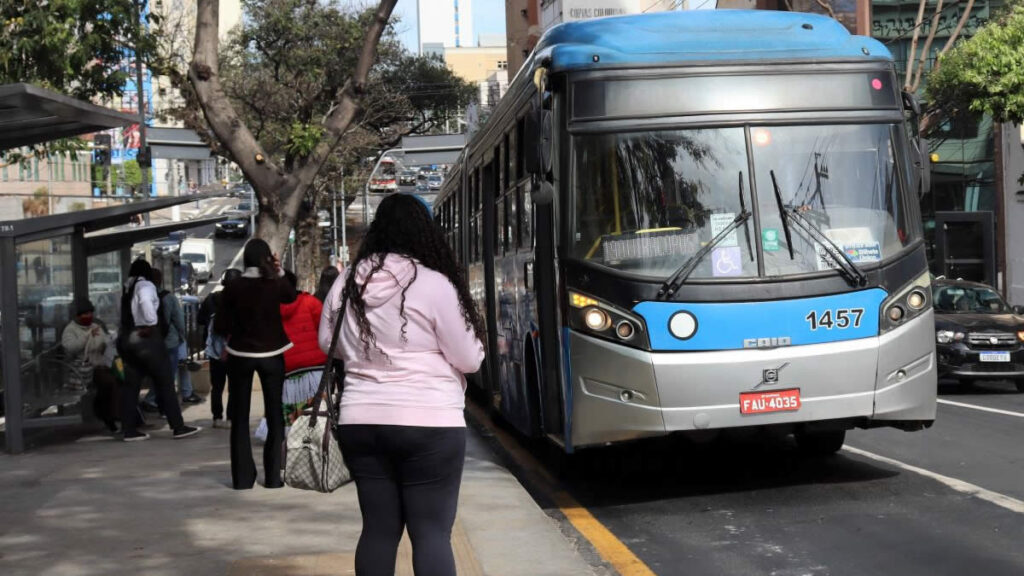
[93,134,111,167]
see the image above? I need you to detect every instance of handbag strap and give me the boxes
[307,288,348,427]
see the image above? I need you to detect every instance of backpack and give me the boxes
[157,289,171,338]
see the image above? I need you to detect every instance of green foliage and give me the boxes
[286,122,325,158]
[927,4,1024,124]
[119,160,142,191]
[205,0,474,172]
[0,0,161,100]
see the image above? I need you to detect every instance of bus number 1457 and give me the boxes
[805,308,865,331]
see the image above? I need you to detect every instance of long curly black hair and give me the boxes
[343,193,483,359]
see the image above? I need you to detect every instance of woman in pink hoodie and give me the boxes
[320,193,484,576]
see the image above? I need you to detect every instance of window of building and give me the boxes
[497,60,508,70]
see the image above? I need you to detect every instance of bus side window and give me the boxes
[518,185,531,249]
[504,133,511,191]
[505,192,513,253]
[497,192,506,256]
[516,117,525,182]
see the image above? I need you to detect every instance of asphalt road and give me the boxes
[474,377,1024,576]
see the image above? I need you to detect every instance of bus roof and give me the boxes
[535,10,893,72]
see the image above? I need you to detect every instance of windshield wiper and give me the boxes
[658,209,752,300]
[769,170,868,288]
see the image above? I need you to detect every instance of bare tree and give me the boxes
[187,0,399,253]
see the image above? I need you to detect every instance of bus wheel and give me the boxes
[795,429,846,457]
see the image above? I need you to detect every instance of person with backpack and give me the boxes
[214,239,296,489]
[141,268,201,410]
[117,259,202,442]
[200,268,242,428]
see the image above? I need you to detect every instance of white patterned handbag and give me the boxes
[284,294,350,492]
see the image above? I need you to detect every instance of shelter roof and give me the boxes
[0,83,138,150]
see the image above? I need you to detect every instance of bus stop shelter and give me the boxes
[0,83,224,452]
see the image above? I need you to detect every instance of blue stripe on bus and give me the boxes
[632,288,888,352]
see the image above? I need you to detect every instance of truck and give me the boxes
[179,238,215,283]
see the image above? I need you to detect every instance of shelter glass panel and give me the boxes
[15,235,85,422]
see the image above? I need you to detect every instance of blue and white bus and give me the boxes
[435,10,937,454]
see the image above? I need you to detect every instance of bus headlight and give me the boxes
[880,272,932,334]
[584,307,611,331]
[568,291,650,350]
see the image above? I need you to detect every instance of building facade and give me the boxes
[419,0,475,52]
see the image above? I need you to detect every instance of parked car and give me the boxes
[215,217,250,239]
[933,278,1024,391]
[398,170,418,186]
[180,238,215,282]
[235,200,256,215]
[427,174,443,190]
[151,231,187,257]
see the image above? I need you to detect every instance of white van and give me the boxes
[180,238,216,282]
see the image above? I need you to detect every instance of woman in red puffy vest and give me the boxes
[278,271,328,425]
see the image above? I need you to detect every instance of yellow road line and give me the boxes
[466,403,657,576]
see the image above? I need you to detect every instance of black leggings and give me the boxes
[337,425,466,576]
[226,354,285,489]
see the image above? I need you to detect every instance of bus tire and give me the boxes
[795,429,845,457]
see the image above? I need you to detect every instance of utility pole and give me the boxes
[135,0,150,225]
[341,169,347,266]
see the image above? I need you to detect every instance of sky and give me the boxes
[391,0,508,51]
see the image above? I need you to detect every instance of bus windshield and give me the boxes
[573,127,757,279]
[572,124,915,279]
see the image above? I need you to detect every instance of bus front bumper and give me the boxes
[567,311,937,449]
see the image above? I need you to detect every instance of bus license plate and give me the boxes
[980,351,1011,362]
[740,389,801,415]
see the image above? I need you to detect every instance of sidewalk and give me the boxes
[0,388,597,576]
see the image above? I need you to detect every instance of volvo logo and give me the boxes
[753,363,790,389]
[743,336,792,349]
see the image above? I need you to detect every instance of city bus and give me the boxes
[434,10,937,454]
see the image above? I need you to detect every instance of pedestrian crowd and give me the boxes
[63,193,482,576]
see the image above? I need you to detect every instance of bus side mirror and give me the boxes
[902,90,921,118]
[911,137,931,199]
[523,101,552,176]
[532,178,555,206]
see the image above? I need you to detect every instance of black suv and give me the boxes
[933,278,1024,391]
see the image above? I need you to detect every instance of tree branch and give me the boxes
[911,0,945,92]
[940,0,976,55]
[904,0,929,91]
[291,0,399,194]
[189,0,284,193]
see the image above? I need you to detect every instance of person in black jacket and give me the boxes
[198,268,243,428]
[214,240,296,489]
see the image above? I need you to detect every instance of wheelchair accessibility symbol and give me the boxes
[711,246,743,277]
